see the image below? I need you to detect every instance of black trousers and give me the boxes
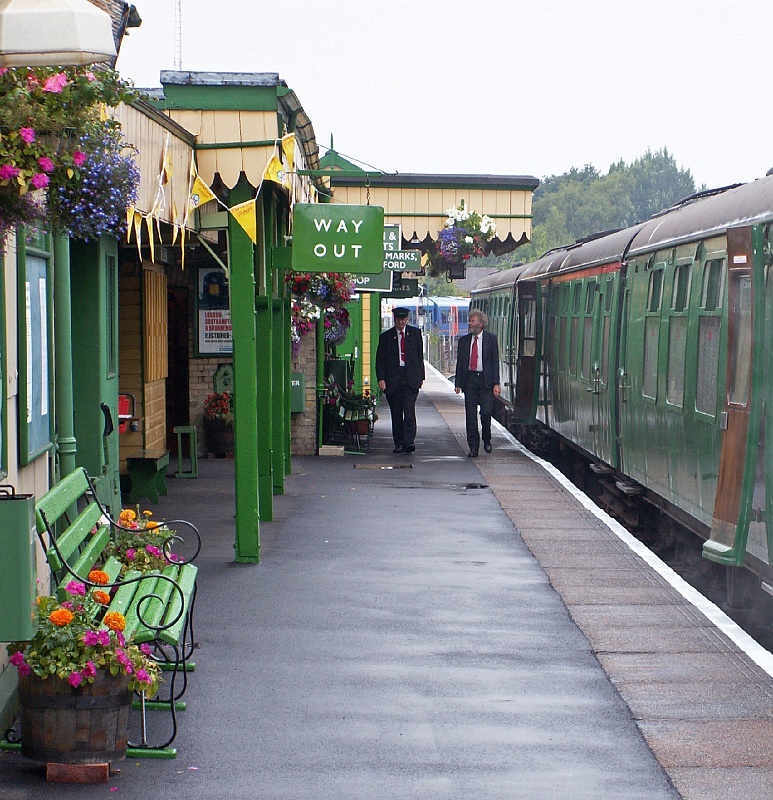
[463,372,494,449]
[384,369,419,447]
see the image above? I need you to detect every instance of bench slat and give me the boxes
[105,569,144,632]
[68,525,111,581]
[158,564,198,646]
[46,504,105,572]
[121,574,168,640]
[132,567,178,645]
[35,467,91,533]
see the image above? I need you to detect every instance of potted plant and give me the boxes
[6,581,159,765]
[105,507,183,575]
[428,201,497,278]
[202,391,234,457]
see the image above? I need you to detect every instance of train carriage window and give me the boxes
[672,263,691,311]
[581,283,597,380]
[559,317,568,371]
[729,273,753,406]
[647,268,664,312]
[695,258,725,416]
[702,259,724,311]
[666,317,687,406]
[520,298,537,358]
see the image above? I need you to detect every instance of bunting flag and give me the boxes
[146,214,155,263]
[281,132,296,175]
[229,199,258,244]
[126,206,135,243]
[263,152,291,191]
[189,168,217,215]
[160,133,173,185]
[180,225,186,272]
[133,211,143,260]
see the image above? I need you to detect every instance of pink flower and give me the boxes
[116,631,126,648]
[82,660,97,678]
[65,580,86,596]
[135,669,150,685]
[18,663,31,677]
[38,156,54,173]
[0,68,7,76]
[86,72,95,81]
[19,127,35,143]
[125,548,136,561]
[43,72,68,93]
[98,630,111,647]
[9,652,25,667]
[140,644,152,656]
[83,631,99,646]
[60,601,74,610]
[0,164,20,181]
[68,671,83,688]
[30,173,49,190]
[72,151,87,167]
[145,545,162,558]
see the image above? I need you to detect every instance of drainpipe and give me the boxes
[53,234,77,478]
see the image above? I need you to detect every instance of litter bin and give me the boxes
[0,487,37,641]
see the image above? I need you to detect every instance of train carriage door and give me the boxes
[511,281,539,422]
[703,225,764,567]
[589,273,615,464]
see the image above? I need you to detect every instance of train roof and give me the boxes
[627,174,773,256]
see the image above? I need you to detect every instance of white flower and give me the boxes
[464,236,474,244]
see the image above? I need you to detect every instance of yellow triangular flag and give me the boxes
[171,221,179,246]
[189,173,217,213]
[126,205,135,243]
[180,225,186,272]
[146,215,155,263]
[161,133,173,185]
[281,133,295,174]
[133,211,143,260]
[229,199,257,244]
[263,153,291,190]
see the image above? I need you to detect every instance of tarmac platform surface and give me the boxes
[2,368,773,798]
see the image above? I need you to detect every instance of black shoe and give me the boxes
[468,449,479,458]
[403,445,415,453]
[393,445,406,454]
[483,441,492,453]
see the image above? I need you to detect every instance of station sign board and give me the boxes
[353,270,393,293]
[292,204,385,274]
[383,224,422,271]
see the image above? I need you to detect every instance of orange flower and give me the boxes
[142,510,153,517]
[103,611,126,632]
[119,509,137,522]
[146,521,159,529]
[88,569,109,585]
[92,590,110,605]
[49,608,74,627]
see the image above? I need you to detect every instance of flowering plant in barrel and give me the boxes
[428,201,497,277]
[6,579,159,695]
[203,391,234,425]
[105,507,180,576]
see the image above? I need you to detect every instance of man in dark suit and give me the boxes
[376,307,425,454]
[455,309,501,457]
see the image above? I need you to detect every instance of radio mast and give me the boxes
[174,0,182,71]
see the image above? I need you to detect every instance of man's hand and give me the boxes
[455,387,461,394]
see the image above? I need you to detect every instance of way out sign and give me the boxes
[292,204,385,274]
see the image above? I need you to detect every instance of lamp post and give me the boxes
[0,0,116,68]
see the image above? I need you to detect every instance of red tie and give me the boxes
[400,331,406,364]
[470,335,478,371]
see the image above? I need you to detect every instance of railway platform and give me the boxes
[2,368,773,799]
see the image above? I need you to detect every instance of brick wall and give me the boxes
[290,332,318,455]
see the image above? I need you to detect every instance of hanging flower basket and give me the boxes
[428,202,497,278]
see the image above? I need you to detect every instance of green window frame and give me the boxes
[666,262,692,408]
[642,266,665,400]
[695,257,725,417]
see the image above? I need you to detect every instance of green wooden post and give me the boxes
[255,194,273,521]
[229,181,260,562]
[53,235,77,479]
[316,316,325,452]
[271,296,285,494]
[283,294,292,476]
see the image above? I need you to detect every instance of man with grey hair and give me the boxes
[454,309,501,457]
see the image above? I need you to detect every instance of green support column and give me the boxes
[282,294,292,476]
[229,182,260,562]
[255,294,273,520]
[271,297,285,494]
[316,316,325,453]
[53,235,77,478]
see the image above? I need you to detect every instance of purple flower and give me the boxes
[98,630,111,647]
[72,151,87,167]
[145,545,162,558]
[19,127,35,143]
[0,164,20,181]
[140,643,152,656]
[68,671,83,688]
[83,631,99,646]
[135,668,150,685]
[125,548,136,561]
[38,156,54,173]
[30,173,49,190]
[82,660,97,678]
[116,631,126,647]
[18,663,31,677]
[65,580,86,596]
[60,601,74,611]
[9,652,25,667]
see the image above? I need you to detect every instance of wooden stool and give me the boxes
[173,426,198,479]
[126,449,170,504]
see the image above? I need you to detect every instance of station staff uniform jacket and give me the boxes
[375,324,425,448]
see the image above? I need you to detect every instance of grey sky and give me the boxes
[116,0,773,190]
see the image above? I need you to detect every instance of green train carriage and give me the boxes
[472,174,773,588]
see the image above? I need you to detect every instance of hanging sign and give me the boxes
[292,204,385,274]
[353,270,393,292]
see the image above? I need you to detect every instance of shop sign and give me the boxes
[353,270,393,292]
[292,204,385,273]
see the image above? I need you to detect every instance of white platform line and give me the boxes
[425,361,773,678]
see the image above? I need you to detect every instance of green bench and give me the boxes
[32,467,200,756]
[126,448,170,504]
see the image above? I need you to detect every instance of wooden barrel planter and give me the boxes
[18,672,132,765]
